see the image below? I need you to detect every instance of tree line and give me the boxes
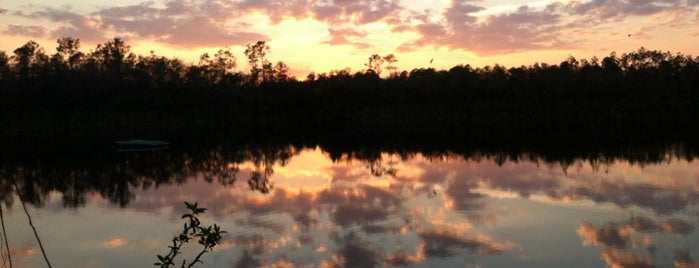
[1,37,699,139]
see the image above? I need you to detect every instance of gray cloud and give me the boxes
[564,180,699,215]
[310,0,400,24]
[578,222,633,249]
[3,25,47,38]
[564,0,687,20]
[233,250,262,268]
[333,203,390,226]
[419,230,507,257]
[674,250,698,268]
[660,218,695,234]
[33,8,105,42]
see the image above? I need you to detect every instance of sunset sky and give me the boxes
[1,0,698,77]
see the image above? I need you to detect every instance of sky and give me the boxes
[1,0,698,78]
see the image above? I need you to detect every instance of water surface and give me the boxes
[1,141,698,267]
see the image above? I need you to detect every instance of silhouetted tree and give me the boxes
[55,37,83,70]
[383,54,398,76]
[0,51,9,80]
[365,54,384,75]
[11,40,48,81]
[272,61,290,82]
[245,41,270,85]
[90,37,135,84]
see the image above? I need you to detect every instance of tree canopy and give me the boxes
[1,37,698,140]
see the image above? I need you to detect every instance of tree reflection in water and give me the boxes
[1,137,699,267]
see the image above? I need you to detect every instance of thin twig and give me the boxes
[187,248,209,268]
[11,179,51,268]
[0,203,11,268]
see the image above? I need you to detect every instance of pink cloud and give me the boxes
[95,1,268,48]
[401,4,569,55]
[26,8,105,42]
[323,27,372,48]
[3,0,699,54]
[397,0,699,55]
[237,0,310,24]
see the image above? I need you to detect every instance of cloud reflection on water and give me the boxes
[3,145,699,267]
[113,148,697,266]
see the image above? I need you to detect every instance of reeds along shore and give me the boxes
[1,38,699,139]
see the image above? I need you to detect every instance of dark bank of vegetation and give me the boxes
[1,37,699,140]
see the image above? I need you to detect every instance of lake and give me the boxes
[1,136,698,267]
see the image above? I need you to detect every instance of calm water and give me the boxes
[1,140,698,267]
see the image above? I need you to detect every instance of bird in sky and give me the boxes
[429,58,434,65]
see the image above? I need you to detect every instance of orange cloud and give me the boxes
[9,246,37,257]
[601,248,654,268]
[577,223,635,249]
[101,237,128,248]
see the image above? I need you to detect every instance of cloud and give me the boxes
[310,0,400,24]
[3,25,47,38]
[564,0,689,20]
[9,246,37,257]
[384,251,423,266]
[100,237,128,249]
[333,203,390,226]
[578,216,696,268]
[233,250,262,268]
[2,0,698,55]
[324,231,381,267]
[674,250,698,268]
[419,230,511,257]
[626,216,658,232]
[237,0,310,24]
[95,1,268,48]
[323,28,371,49]
[577,222,634,249]
[397,0,699,55]
[563,178,699,214]
[601,248,654,268]
[29,8,105,42]
[233,234,269,255]
[660,218,695,234]
[335,232,380,268]
[476,161,562,198]
[400,4,569,55]
[446,180,485,210]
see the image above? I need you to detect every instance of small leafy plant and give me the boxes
[155,202,227,268]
